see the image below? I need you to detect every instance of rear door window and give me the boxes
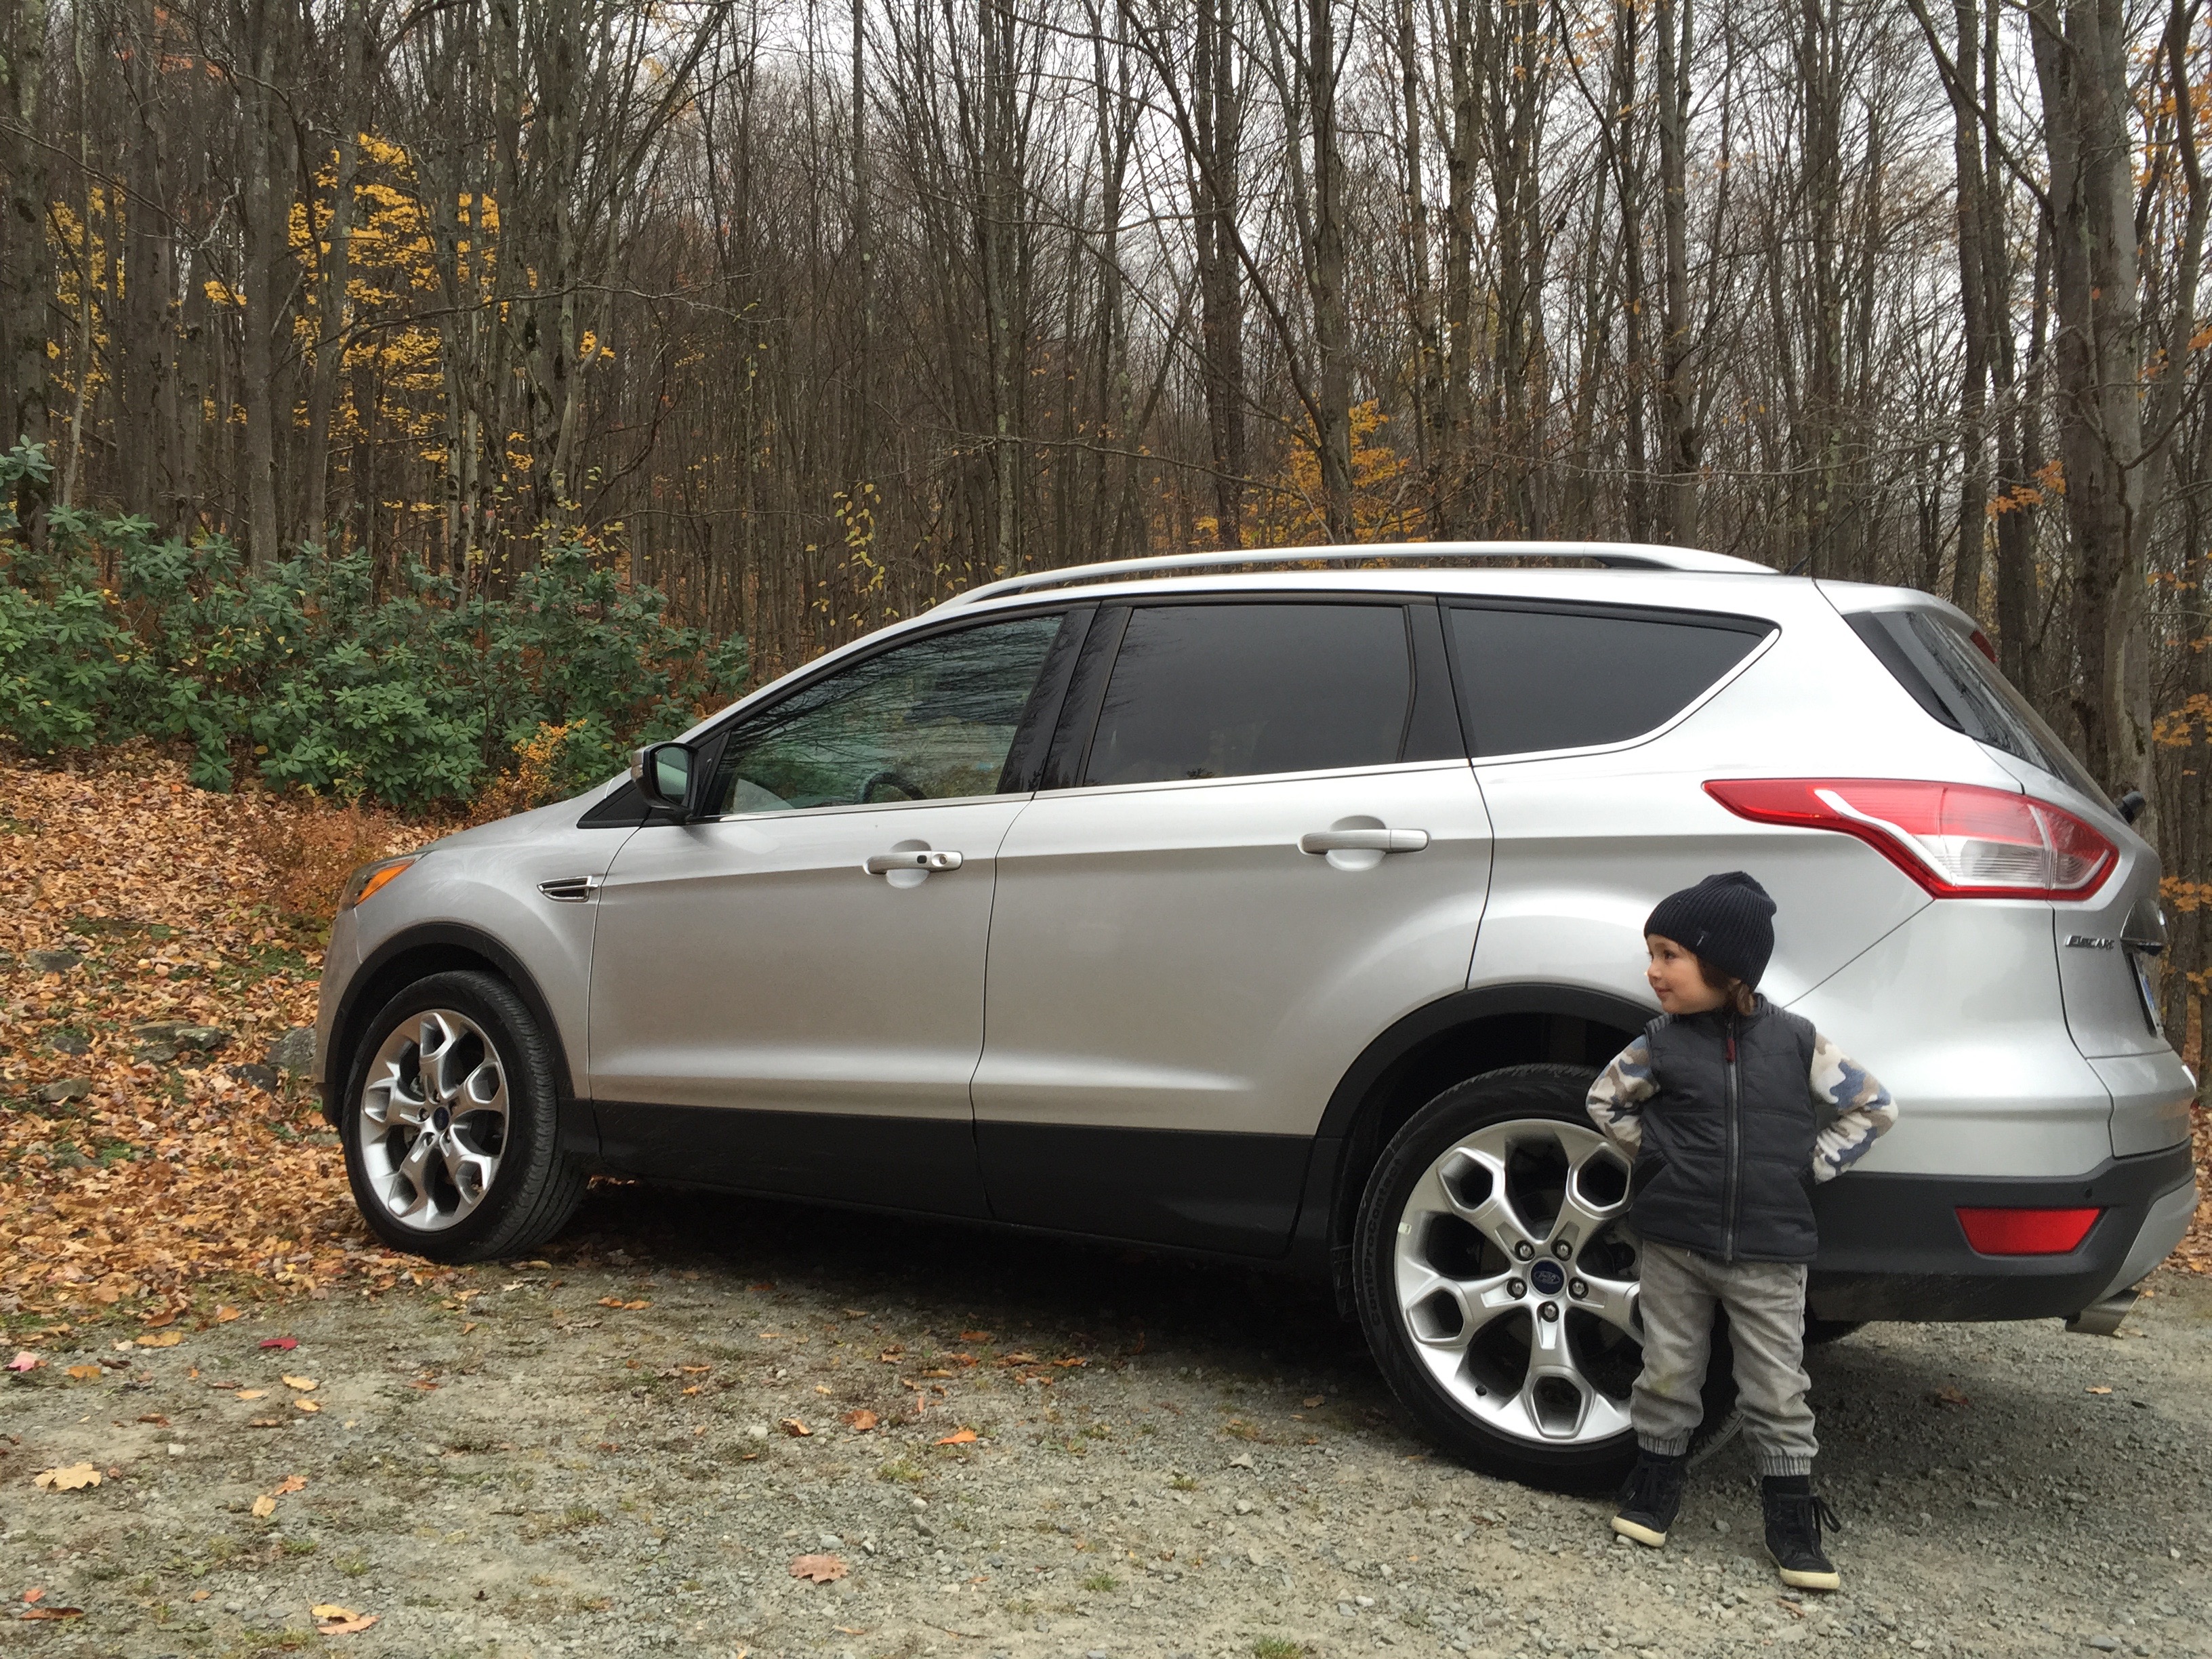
[1446,602,1771,757]
[1847,608,2108,804]
[1082,603,1411,785]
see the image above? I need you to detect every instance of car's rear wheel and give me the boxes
[342,970,587,1263]
[1354,1063,1735,1488]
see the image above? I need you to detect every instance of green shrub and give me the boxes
[0,443,747,807]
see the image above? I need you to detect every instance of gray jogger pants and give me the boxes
[1631,1240,1817,1477]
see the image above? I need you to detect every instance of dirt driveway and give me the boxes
[5,1181,2211,1659]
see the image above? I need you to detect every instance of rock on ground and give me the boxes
[266,1025,317,1076]
[3,1183,2209,1659]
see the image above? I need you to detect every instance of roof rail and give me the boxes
[941,540,1775,609]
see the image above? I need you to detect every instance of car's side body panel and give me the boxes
[971,760,1494,1252]
[1784,900,2112,1174]
[588,796,1025,1120]
[319,797,623,1111]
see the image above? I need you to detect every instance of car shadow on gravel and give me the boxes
[557,1176,1388,1383]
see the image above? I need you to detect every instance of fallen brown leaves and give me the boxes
[0,749,425,1322]
[788,1554,848,1584]
[249,1472,309,1519]
[2169,1099,2212,1275]
[312,1602,380,1635]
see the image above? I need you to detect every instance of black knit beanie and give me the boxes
[1645,871,1777,988]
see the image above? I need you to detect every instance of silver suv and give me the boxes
[315,545,2198,1482]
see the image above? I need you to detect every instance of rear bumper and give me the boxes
[1807,1141,2196,1322]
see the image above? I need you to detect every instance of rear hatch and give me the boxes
[1824,590,2192,1156]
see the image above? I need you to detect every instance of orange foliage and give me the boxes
[1218,401,1424,548]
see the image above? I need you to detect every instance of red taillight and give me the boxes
[1969,629,1998,663]
[1955,1206,2101,1255]
[1704,778,2116,901]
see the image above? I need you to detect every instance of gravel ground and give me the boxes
[4,1182,2209,1659]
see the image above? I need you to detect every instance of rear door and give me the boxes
[972,597,1492,1255]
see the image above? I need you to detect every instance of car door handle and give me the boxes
[865,850,964,874]
[1298,829,1431,854]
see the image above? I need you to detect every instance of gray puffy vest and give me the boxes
[1631,998,1821,1264]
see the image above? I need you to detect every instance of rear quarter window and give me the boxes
[1446,602,1772,758]
[1845,608,2109,805]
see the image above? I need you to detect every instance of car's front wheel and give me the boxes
[1354,1064,1733,1488]
[342,970,587,1263]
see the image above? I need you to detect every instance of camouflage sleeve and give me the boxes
[1586,1035,1658,1155]
[1809,1031,1897,1183]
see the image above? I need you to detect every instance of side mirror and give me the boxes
[630,742,697,815]
[2116,788,2146,825]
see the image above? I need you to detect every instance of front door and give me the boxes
[972,598,1494,1254]
[588,610,1073,1216]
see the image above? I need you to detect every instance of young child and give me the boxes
[1586,871,1895,1591]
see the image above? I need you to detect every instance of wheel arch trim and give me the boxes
[1290,983,1657,1285]
[324,923,578,1126]
[1314,983,1658,1145]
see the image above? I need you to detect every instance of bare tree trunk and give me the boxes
[302,0,369,552]
[1,0,52,478]
[234,0,287,566]
[119,0,175,529]
[1945,0,1992,615]
[56,0,89,508]
[1399,0,1440,525]
[981,0,1025,573]
[850,0,872,505]
[1655,0,1698,545]
[2030,0,2154,832]
[2001,215,2051,695]
[1608,0,1650,542]
[1983,0,2031,676]
[1307,0,1351,540]
[1436,0,1477,536]
[1191,0,1244,546]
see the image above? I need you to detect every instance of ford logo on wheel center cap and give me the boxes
[1530,1259,1566,1296]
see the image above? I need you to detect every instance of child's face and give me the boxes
[1646,934,1732,1015]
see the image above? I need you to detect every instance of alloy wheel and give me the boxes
[1390,1118,1641,1447]
[356,1009,510,1233]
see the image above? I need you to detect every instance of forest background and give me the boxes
[0,0,2207,1069]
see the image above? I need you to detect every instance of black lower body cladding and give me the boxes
[1805,1143,2193,1322]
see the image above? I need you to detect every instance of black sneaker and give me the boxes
[1611,1449,1688,1547]
[1761,1475,1842,1591]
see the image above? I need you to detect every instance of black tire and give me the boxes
[1353,1063,1737,1490]
[1803,1317,1864,1347]
[340,970,588,1264]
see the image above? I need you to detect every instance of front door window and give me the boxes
[714,615,1065,813]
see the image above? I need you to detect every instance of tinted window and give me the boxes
[1083,604,1410,785]
[1849,608,2108,804]
[1447,604,1769,756]
[713,615,1064,813]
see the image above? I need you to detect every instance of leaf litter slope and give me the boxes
[0,747,425,1324]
